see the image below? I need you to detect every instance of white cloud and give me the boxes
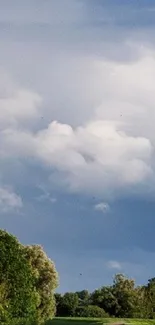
[106,260,122,271]
[95,50,155,142]
[0,186,23,213]
[1,119,152,198]
[0,70,42,130]
[29,119,153,194]
[1,48,155,199]
[94,203,110,213]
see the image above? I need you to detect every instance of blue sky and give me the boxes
[1,0,155,293]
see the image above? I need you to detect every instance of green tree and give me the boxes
[54,293,63,316]
[58,292,79,316]
[75,290,90,306]
[90,287,119,316]
[134,286,147,319]
[0,229,37,325]
[24,245,58,324]
[144,278,155,319]
[112,274,138,318]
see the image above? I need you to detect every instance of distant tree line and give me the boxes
[55,274,155,319]
[1,228,155,324]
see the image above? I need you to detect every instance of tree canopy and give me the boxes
[0,229,58,325]
[0,230,37,324]
[24,245,58,324]
[55,274,155,319]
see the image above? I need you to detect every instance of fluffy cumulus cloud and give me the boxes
[0,186,23,213]
[1,47,155,199]
[1,119,153,197]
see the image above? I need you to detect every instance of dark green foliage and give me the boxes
[88,274,147,318]
[75,290,90,306]
[144,278,155,319]
[56,274,155,319]
[112,274,138,317]
[55,293,79,316]
[0,229,37,325]
[75,305,109,317]
[90,286,119,316]
[55,293,63,316]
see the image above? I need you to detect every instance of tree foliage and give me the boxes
[76,305,109,318]
[143,278,155,319]
[2,227,155,321]
[90,286,119,316]
[0,230,58,325]
[55,292,79,316]
[75,290,90,306]
[24,245,58,324]
[112,274,138,317]
[0,230,37,325]
[55,274,155,319]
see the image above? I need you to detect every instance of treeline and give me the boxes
[0,229,58,325]
[55,274,155,319]
[2,229,155,324]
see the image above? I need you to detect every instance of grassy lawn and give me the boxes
[46,317,155,325]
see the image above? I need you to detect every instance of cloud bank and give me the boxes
[1,49,155,199]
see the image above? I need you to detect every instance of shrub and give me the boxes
[75,305,109,318]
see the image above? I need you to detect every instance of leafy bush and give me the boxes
[75,305,109,318]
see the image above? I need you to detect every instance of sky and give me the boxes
[1,0,155,293]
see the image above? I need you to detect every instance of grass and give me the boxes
[46,317,155,325]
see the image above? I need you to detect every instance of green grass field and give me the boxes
[46,317,155,325]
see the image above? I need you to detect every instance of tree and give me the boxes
[134,286,147,319]
[90,287,119,316]
[57,292,79,316]
[54,293,63,316]
[144,278,155,319]
[0,230,37,325]
[112,274,138,318]
[75,290,90,306]
[24,245,58,324]
[90,274,142,318]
